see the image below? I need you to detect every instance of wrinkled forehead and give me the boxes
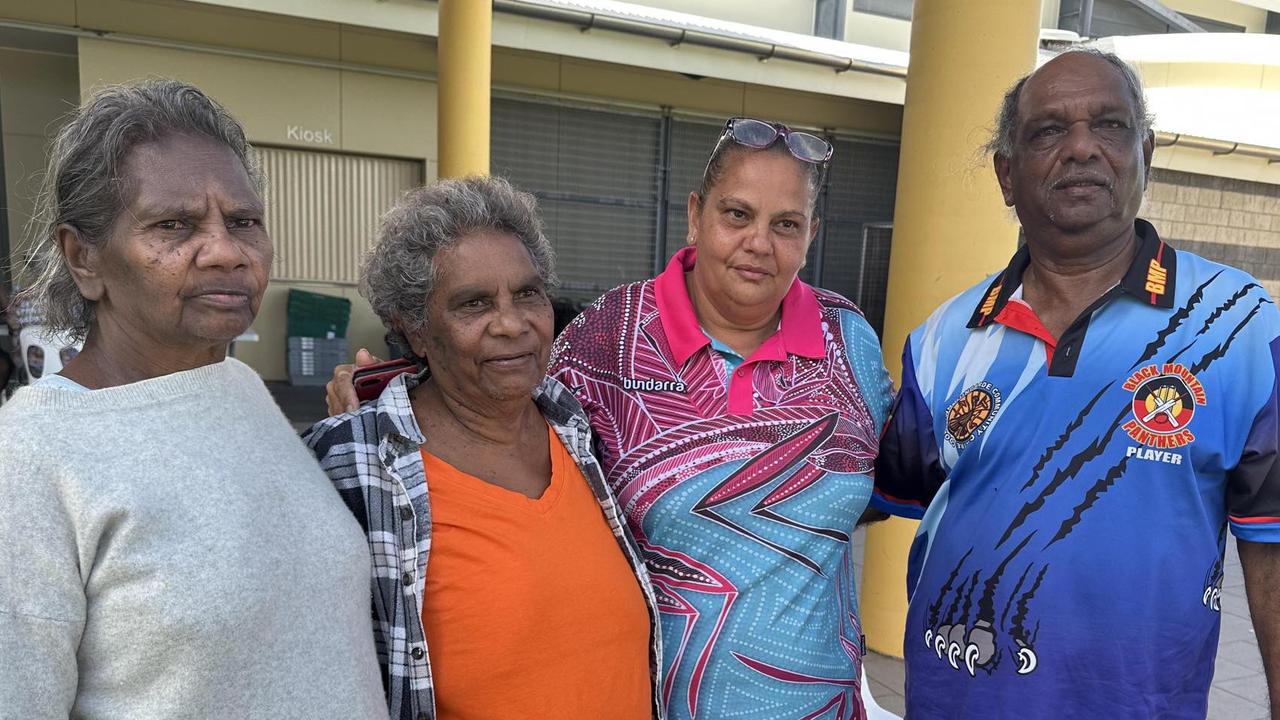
[1017,55,1139,124]
[119,133,261,210]
[711,144,820,206]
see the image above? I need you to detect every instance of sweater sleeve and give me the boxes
[0,425,86,718]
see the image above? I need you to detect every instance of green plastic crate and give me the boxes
[286,289,351,338]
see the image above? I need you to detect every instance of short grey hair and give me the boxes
[15,79,261,341]
[360,175,557,352]
[986,48,1154,159]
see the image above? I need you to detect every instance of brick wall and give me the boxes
[1142,168,1280,298]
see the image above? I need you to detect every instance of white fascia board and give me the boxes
[1083,34,1280,149]
[1094,33,1280,66]
[1147,87,1280,148]
[1224,0,1280,13]
[182,0,906,104]
[516,0,908,69]
[492,12,906,104]
[184,0,438,34]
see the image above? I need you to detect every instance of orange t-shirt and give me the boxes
[420,425,652,720]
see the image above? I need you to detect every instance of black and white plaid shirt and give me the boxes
[303,371,665,720]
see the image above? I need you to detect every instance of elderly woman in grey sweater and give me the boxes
[0,81,386,719]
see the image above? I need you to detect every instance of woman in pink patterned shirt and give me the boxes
[332,118,894,719]
[543,118,894,720]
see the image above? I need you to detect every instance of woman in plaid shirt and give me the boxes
[305,176,663,720]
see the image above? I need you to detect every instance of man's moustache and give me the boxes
[1050,174,1113,190]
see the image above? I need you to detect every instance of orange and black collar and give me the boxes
[967,219,1177,329]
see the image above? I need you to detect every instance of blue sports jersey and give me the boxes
[873,220,1280,719]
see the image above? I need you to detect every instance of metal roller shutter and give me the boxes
[492,97,661,301]
[258,146,423,284]
[665,118,724,264]
[821,136,899,332]
[491,97,901,320]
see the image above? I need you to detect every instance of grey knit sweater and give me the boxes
[0,358,387,720]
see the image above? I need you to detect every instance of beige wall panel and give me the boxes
[1162,62,1265,90]
[340,71,436,160]
[0,48,77,137]
[76,0,341,61]
[78,38,343,151]
[1041,0,1063,29]
[844,12,912,52]
[238,282,388,381]
[177,0,437,37]
[1164,0,1267,32]
[0,0,75,25]
[639,0,814,35]
[1131,60,1170,88]
[493,48,562,93]
[1151,144,1280,185]
[559,59,745,116]
[494,14,906,106]
[1263,64,1280,92]
[4,134,53,263]
[340,26,436,74]
[0,48,78,268]
[743,86,902,135]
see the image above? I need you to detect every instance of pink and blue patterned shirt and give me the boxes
[550,247,893,720]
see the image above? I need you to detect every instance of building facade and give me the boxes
[0,0,1276,380]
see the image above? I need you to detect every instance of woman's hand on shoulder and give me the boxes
[325,348,382,416]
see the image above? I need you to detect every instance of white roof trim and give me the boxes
[503,0,909,72]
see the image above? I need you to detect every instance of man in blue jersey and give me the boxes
[872,48,1280,719]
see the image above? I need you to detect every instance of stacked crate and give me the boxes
[286,289,351,386]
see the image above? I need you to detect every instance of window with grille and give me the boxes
[491,97,900,324]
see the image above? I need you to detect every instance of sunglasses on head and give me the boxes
[706,117,834,175]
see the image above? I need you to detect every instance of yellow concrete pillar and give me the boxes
[437,0,492,178]
[859,0,1041,658]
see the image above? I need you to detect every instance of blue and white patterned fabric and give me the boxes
[874,220,1280,719]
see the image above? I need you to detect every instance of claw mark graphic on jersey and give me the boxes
[909,264,1278,689]
[1134,271,1222,363]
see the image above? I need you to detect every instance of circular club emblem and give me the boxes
[945,382,1002,448]
[1130,375,1196,435]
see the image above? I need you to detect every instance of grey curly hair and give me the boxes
[14,79,261,341]
[360,175,557,352]
[986,48,1154,159]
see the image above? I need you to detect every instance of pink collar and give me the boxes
[653,246,826,366]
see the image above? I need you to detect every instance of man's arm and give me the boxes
[1239,539,1280,715]
[870,340,945,519]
